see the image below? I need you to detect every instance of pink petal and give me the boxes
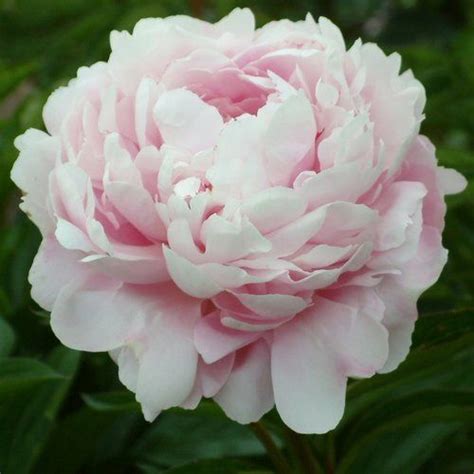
[29,237,91,311]
[51,277,146,352]
[214,340,273,424]
[194,312,260,364]
[154,88,223,154]
[264,93,316,186]
[11,130,60,235]
[135,285,201,420]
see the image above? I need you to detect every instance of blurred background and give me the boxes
[0,1,473,473]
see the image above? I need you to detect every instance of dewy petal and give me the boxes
[214,340,274,424]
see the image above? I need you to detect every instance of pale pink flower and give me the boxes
[12,9,466,433]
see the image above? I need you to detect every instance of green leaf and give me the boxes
[0,316,16,356]
[338,403,473,474]
[338,332,474,473]
[343,333,474,427]
[437,148,474,178]
[0,62,36,100]
[34,407,142,474]
[412,308,474,348]
[343,390,474,448]
[0,347,80,474]
[160,459,271,474]
[131,403,265,469]
[336,422,460,474]
[82,390,140,412]
[0,357,63,397]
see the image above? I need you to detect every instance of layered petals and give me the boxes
[12,8,465,434]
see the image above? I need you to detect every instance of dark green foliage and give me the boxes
[0,0,473,473]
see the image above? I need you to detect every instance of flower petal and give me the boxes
[214,340,274,424]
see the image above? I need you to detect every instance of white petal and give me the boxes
[264,93,316,186]
[437,167,467,195]
[154,88,223,154]
[241,187,307,234]
[200,214,271,263]
[215,7,255,40]
[163,246,250,298]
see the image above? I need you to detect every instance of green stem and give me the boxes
[284,428,325,474]
[326,431,336,474]
[250,422,293,474]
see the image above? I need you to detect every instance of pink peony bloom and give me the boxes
[11,8,466,433]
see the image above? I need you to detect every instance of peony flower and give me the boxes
[11,8,466,434]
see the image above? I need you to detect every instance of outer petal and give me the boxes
[376,277,418,373]
[272,297,388,433]
[29,237,91,311]
[11,130,60,235]
[136,288,201,421]
[82,244,169,284]
[272,312,346,434]
[51,277,148,352]
[214,340,274,424]
[437,167,467,195]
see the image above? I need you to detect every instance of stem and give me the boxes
[326,431,336,474]
[284,428,325,474]
[189,0,204,17]
[249,422,293,474]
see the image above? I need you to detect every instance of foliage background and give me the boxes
[0,0,473,473]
